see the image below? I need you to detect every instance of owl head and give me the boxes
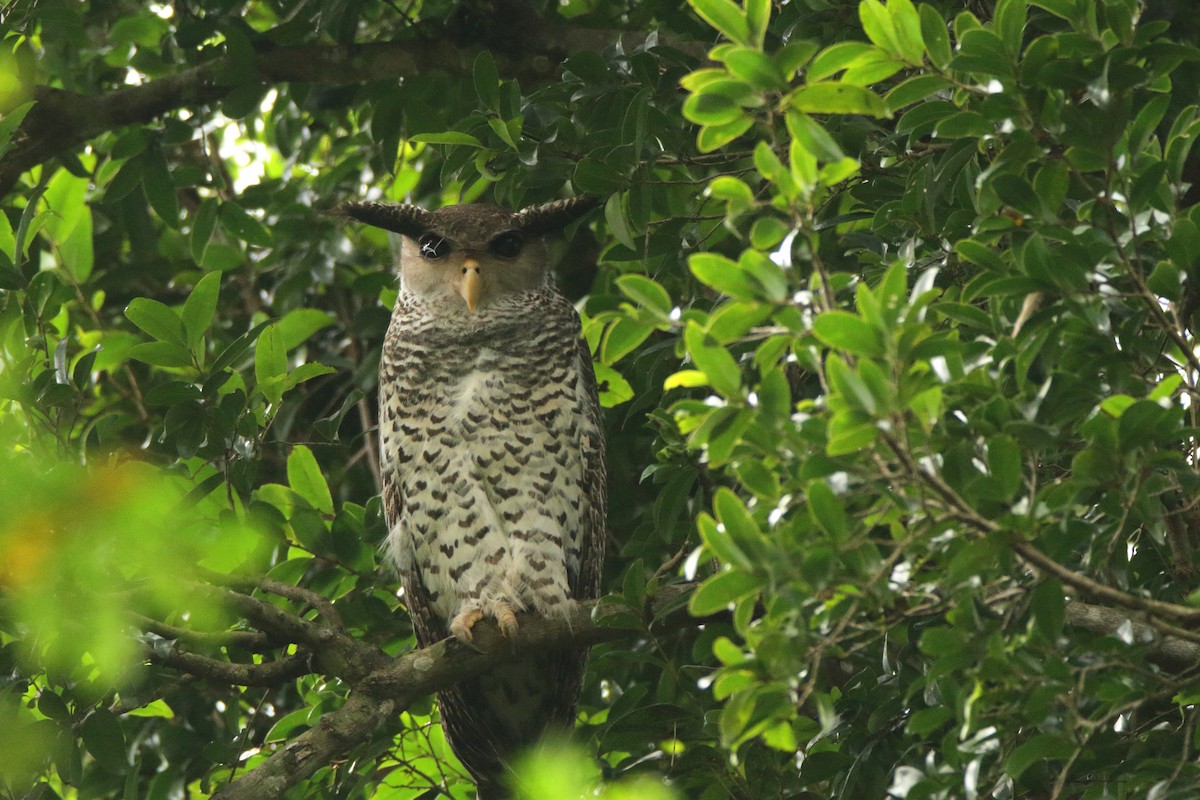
[335,198,596,313]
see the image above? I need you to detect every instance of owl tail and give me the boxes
[439,652,585,800]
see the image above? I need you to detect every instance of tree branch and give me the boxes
[1,17,699,198]
[146,644,313,687]
[1066,600,1200,672]
[188,582,391,682]
[210,584,694,800]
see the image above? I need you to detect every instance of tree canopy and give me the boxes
[3,0,1200,798]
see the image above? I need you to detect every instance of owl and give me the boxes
[337,197,606,799]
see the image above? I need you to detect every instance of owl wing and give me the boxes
[382,466,442,648]
[572,333,607,602]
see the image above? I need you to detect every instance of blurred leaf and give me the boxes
[219,201,272,246]
[255,324,287,402]
[181,272,221,353]
[690,569,764,616]
[82,711,128,774]
[288,445,334,515]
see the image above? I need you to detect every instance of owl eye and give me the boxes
[489,232,524,259]
[418,234,450,260]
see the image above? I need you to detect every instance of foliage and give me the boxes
[3,0,1200,798]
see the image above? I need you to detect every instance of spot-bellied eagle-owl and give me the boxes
[338,197,606,798]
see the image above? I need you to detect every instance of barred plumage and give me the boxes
[351,200,604,799]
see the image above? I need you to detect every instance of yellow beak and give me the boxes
[459,258,481,313]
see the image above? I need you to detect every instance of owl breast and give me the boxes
[378,295,596,636]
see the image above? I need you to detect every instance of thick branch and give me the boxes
[1,19,696,197]
[146,645,312,687]
[210,584,693,800]
[189,582,391,682]
[1012,540,1200,625]
[1066,600,1200,672]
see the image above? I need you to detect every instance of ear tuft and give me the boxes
[515,196,598,235]
[330,202,433,237]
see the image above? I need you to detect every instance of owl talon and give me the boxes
[495,602,520,639]
[450,608,485,646]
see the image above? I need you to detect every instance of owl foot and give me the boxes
[450,607,485,648]
[493,601,520,639]
[448,602,521,649]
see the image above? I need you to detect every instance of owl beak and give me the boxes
[459,259,481,313]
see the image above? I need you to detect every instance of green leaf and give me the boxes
[992,173,1043,217]
[888,0,925,63]
[709,175,756,208]
[952,29,1013,78]
[689,569,764,616]
[744,0,770,47]
[684,91,746,126]
[826,355,878,414]
[698,509,753,570]
[410,131,485,148]
[754,141,790,188]
[593,363,634,407]
[934,111,992,138]
[284,362,336,390]
[955,239,1009,273]
[191,197,218,264]
[723,48,786,90]
[601,317,653,364]
[884,75,951,113]
[487,116,522,150]
[806,480,846,540]
[605,194,637,251]
[689,0,753,47]
[919,3,953,68]
[739,250,789,303]
[0,100,34,160]
[255,324,287,401]
[126,298,186,346]
[57,208,94,282]
[1028,0,1075,21]
[128,341,194,368]
[697,117,755,152]
[685,321,743,397]
[288,445,334,515]
[82,710,128,774]
[1030,579,1065,642]
[786,111,845,160]
[707,301,773,343]
[1006,733,1074,781]
[219,201,272,247]
[690,252,757,299]
[827,410,878,455]
[125,699,175,719]
[616,274,673,317]
[473,51,500,109]
[713,487,763,555]
[181,272,220,353]
[141,147,179,225]
[859,0,902,59]
[808,41,878,82]
[277,308,336,350]
[790,83,888,117]
[42,168,88,243]
[812,311,885,357]
[993,0,1027,54]
[986,434,1023,501]
[664,369,709,390]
